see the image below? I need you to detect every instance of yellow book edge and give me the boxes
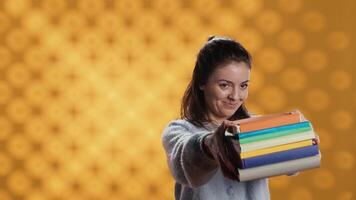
[241,139,314,159]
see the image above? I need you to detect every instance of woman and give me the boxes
[162,36,269,200]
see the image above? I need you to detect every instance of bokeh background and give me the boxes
[0,0,355,199]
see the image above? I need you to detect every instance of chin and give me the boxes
[222,111,237,118]
[228,107,241,115]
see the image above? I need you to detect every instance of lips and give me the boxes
[223,102,239,108]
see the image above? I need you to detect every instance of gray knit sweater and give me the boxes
[162,119,270,200]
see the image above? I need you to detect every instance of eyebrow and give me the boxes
[218,79,250,84]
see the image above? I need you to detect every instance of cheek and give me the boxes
[214,90,230,101]
[241,90,248,101]
[242,90,249,100]
[207,87,228,100]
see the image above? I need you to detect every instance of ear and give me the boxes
[199,84,205,91]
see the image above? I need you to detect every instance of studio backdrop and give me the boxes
[0,0,354,199]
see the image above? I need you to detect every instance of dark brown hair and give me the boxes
[181,36,252,128]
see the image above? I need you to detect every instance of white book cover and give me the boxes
[240,130,316,152]
[238,154,321,182]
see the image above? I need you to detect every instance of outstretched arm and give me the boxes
[162,120,219,188]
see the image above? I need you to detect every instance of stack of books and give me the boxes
[226,111,321,182]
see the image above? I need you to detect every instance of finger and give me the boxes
[290,109,300,114]
[300,114,307,122]
[292,110,309,122]
[229,120,241,126]
[223,120,237,129]
[225,126,238,137]
[219,121,238,137]
[315,134,320,144]
[287,171,299,176]
[222,121,239,134]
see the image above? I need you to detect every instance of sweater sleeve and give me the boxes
[162,120,219,188]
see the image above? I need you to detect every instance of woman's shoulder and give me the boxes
[161,119,197,143]
[163,118,197,131]
[162,118,210,137]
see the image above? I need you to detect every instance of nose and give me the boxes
[228,86,243,101]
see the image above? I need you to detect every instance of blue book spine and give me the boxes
[241,145,319,169]
[238,121,312,139]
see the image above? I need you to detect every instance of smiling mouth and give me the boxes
[223,102,239,108]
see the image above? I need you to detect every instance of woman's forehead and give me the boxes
[210,62,250,82]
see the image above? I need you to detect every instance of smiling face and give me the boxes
[199,61,251,124]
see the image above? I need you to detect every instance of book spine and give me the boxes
[241,145,319,168]
[239,127,311,144]
[240,130,315,152]
[239,113,301,133]
[238,154,321,182]
[238,121,312,139]
[241,140,313,158]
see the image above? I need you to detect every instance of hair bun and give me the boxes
[207,35,216,41]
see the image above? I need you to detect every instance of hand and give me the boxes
[314,133,321,145]
[203,120,242,180]
[290,109,307,121]
[291,109,321,145]
[287,171,300,177]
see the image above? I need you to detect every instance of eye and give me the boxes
[219,83,230,89]
[241,83,249,89]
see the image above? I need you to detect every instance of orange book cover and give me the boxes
[235,112,302,133]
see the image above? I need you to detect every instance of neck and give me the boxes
[207,114,226,126]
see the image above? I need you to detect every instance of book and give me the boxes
[238,154,321,182]
[241,144,319,168]
[238,121,312,139]
[239,125,312,144]
[241,139,314,158]
[240,130,316,152]
[233,112,302,133]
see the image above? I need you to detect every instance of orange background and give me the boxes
[0,0,354,199]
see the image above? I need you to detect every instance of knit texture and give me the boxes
[162,119,270,200]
